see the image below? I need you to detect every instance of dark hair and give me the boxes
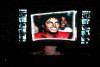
[39,14,61,25]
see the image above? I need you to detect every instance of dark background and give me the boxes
[0,0,99,66]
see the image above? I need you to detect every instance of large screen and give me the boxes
[31,11,77,41]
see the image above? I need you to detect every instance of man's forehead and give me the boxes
[46,17,59,22]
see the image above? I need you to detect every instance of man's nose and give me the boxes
[52,23,56,26]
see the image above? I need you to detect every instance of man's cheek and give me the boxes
[46,24,52,27]
[57,25,60,28]
[48,25,52,27]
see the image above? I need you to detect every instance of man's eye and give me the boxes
[55,22,59,24]
[47,22,52,24]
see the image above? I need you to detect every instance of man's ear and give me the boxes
[42,25,44,28]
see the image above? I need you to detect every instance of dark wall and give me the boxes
[1,0,99,66]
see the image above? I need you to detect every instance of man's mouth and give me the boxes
[61,24,65,25]
[51,27,57,30]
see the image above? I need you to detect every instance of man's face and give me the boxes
[43,17,60,33]
[61,17,67,28]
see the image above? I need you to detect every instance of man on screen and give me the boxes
[34,14,72,39]
[59,16,72,32]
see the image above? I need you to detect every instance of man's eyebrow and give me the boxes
[47,21,53,23]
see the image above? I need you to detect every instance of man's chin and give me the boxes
[45,30,58,35]
[50,30,57,33]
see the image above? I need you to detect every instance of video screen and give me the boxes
[31,11,77,41]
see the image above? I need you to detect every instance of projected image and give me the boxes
[31,11,77,41]
[30,45,63,55]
